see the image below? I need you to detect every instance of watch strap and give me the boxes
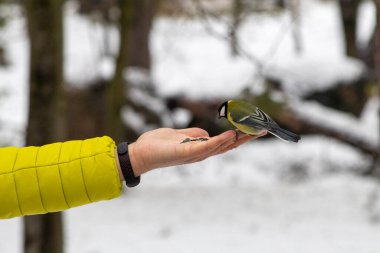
[117,142,140,187]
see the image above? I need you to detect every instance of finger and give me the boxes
[183,156,208,164]
[184,135,245,163]
[210,130,264,155]
[176,128,210,138]
[219,135,254,154]
[217,131,268,155]
[181,130,236,158]
[184,131,268,163]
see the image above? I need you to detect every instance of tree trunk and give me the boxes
[107,0,157,142]
[67,82,108,140]
[126,0,156,70]
[375,0,380,175]
[229,0,243,56]
[107,0,133,142]
[338,0,360,58]
[24,0,65,252]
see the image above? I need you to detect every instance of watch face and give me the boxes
[117,143,128,155]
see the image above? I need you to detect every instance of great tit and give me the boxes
[218,100,301,143]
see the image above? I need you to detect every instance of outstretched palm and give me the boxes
[128,128,267,176]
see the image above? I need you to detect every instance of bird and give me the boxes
[218,100,301,143]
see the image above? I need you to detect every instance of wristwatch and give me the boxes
[117,142,141,187]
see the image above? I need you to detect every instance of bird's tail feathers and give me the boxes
[269,127,301,143]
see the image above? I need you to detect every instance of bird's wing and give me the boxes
[231,107,279,130]
[230,105,301,142]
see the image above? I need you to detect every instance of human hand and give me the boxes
[126,128,267,177]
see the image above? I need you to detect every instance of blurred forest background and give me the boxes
[0,0,379,252]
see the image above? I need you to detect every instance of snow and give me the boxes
[0,0,379,252]
[271,57,365,95]
[171,108,192,127]
[152,0,367,98]
[64,3,119,86]
[62,175,380,253]
[152,18,253,98]
[0,7,28,146]
[357,0,376,48]
[290,97,379,147]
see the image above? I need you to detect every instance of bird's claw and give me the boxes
[234,129,240,141]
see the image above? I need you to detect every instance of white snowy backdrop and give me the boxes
[0,0,380,252]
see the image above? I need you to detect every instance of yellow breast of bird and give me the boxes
[227,113,261,136]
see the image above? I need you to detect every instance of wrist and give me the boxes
[127,142,145,176]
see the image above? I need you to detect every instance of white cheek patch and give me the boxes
[219,106,226,117]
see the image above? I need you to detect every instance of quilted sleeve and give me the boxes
[0,136,122,219]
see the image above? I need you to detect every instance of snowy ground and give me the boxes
[0,0,380,252]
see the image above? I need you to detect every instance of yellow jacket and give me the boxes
[0,136,122,219]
